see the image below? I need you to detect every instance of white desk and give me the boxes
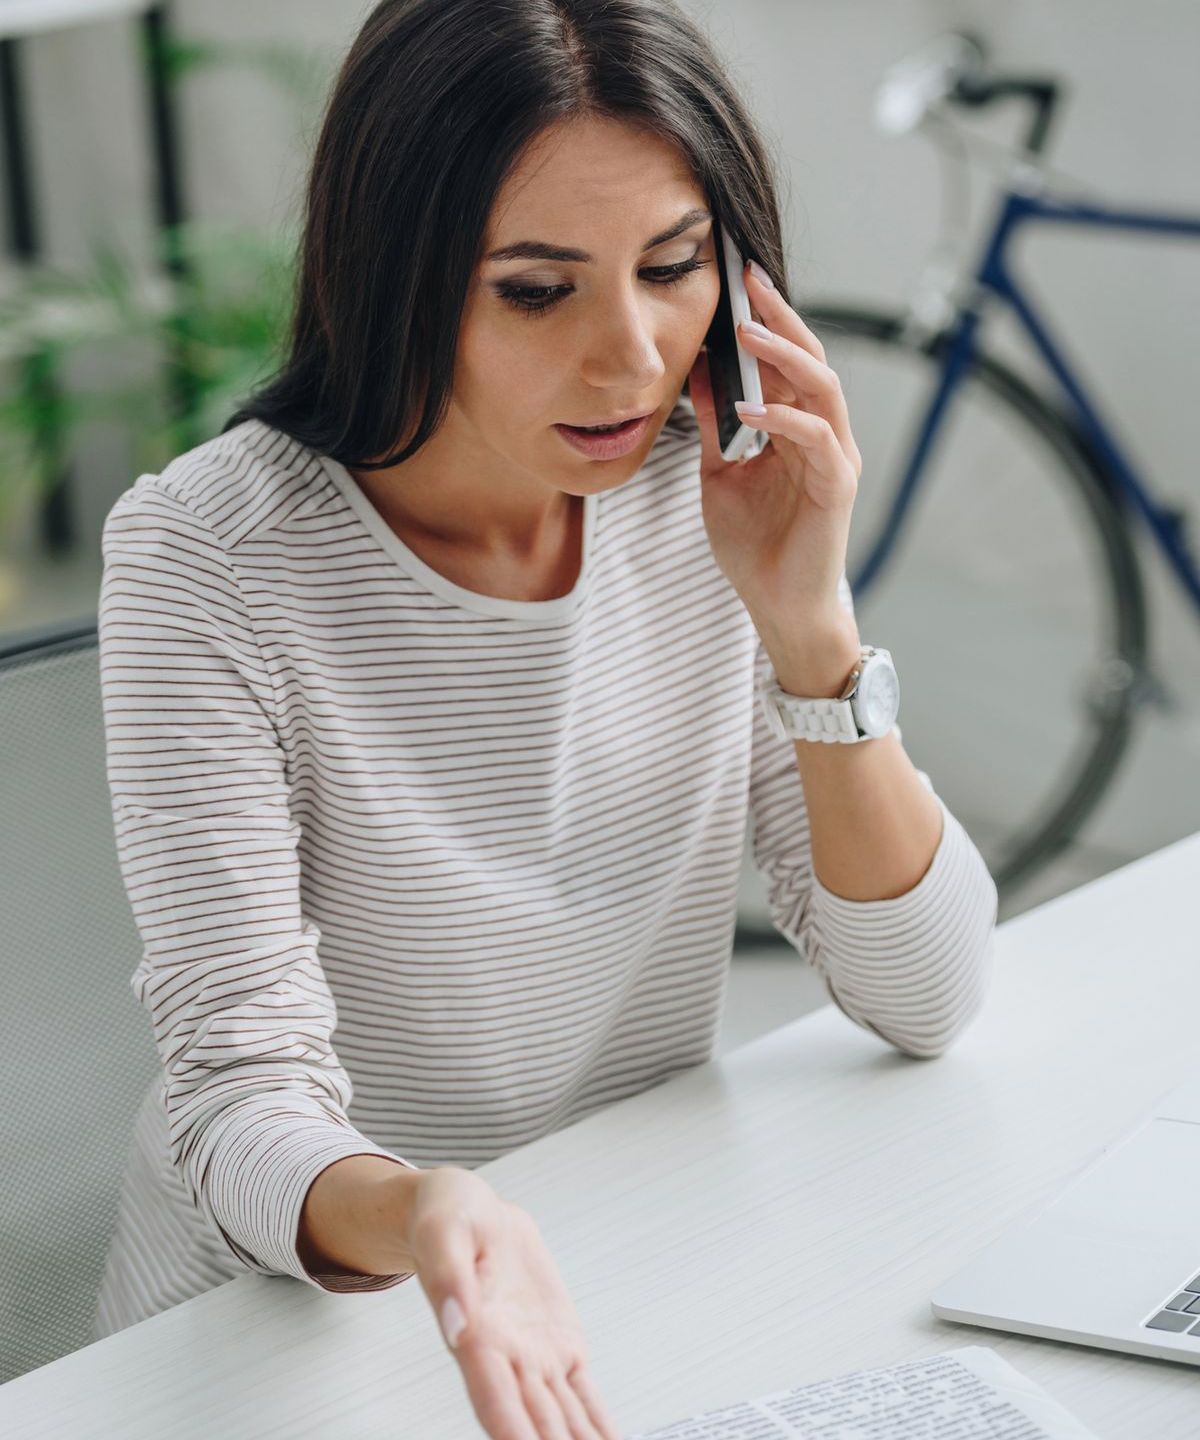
[3,832,1197,1437]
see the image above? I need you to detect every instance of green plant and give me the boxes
[0,34,330,533]
[0,219,297,528]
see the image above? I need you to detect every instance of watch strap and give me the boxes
[757,645,886,745]
[759,683,863,742]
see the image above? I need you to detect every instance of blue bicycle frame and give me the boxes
[855,184,1200,611]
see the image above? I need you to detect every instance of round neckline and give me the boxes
[318,452,598,622]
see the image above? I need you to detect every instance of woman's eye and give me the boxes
[495,256,709,319]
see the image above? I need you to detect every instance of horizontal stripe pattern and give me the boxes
[91,398,996,1340]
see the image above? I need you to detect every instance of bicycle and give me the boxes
[737,29,1199,946]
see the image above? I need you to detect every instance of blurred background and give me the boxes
[2,0,1198,1387]
[1,0,1198,1031]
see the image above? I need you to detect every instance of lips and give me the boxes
[553,412,654,459]
[566,412,650,430]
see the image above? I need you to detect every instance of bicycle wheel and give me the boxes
[736,303,1147,934]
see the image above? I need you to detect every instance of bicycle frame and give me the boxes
[854,184,1200,612]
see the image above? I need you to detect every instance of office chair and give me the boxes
[0,620,160,1383]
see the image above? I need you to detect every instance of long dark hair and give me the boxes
[223,0,789,470]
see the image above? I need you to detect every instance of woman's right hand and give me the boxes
[405,1166,622,1440]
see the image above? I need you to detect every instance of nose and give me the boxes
[577,286,667,393]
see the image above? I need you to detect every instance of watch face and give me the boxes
[857,655,900,737]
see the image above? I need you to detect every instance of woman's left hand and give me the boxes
[687,260,863,687]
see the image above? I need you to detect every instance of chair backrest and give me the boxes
[0,621,160,1383]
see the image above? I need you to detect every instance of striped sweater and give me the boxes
[91,396,997,1340]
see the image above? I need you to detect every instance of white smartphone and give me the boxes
[702,217,770,463]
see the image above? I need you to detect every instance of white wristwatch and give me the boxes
[758,645,900,743]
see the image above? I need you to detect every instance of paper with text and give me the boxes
[628,1346,1100,1440]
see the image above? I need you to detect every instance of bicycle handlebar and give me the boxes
[875,28,1064,157]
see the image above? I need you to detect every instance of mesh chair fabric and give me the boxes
[0,632,159,1382]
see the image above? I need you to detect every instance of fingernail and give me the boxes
[747,259,774,289]
[441,1296,467,1348]
[739,319,772,341]
[735,400,767,416]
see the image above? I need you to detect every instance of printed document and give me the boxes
[628,1345,1099,1439]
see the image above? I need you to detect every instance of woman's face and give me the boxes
[456,113,721,496]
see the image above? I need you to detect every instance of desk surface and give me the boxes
[3,832,1197,1438]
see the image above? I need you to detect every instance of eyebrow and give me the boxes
[485,206,712,264]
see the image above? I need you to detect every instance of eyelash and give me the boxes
[495,257,710,318]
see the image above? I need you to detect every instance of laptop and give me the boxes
[929,1073,1200,1366]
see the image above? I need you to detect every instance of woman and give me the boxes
[92,1,998,1436]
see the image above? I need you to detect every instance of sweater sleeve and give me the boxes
[747,572,998,1060]
[98,480,419,1293]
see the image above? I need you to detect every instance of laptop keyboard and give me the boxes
[1146,1270,1200,1334]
